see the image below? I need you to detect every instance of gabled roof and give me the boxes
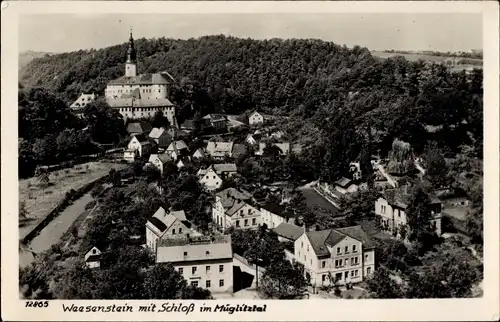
[192,148,205,157]
[206,141,234,155]
[382,188,441,209]
[149,153,173,164]
[215,188,253,216]
[149,127,167,139]
[274,222,303,241]
[180,119,194,129]
[203,114,227,122]
[84,246,102,262]
[148,207,187,235]
[306,225,374,257]
[108,73,172,85]
[213,163,237,173]
[127,122,152,134]
[334,177,354,188]
[167,140,188,151]
[260,202,294,219]
[131,133,150,144]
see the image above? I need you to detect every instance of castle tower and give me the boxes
[125,29,137,77]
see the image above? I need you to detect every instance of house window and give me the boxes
[352,245,357,253]
[345,259,348,266]
[236,220,240,227]
[252,218,256,225]
[307,245,309,252]
[240,210,244,216]
[355,270,359,277]
[191,281,198,287]
[178,268,183,274]
[365,254,369,260]
[219,264,224,273]
[301,242,304,248]
[381,205,386,214]
[336,247,341,254]
[179,228,183,234]
[345,246,349,253]
[322,261,326,268]
[172,229,176,235]
[322,274,327,282]
[206,176,209,179]
[213,176,216,179]
[310,259,312,265]
[184,252,188,256]
[219,279,224,287]
[351,257,358,265]
[206,251,210,256]
[344,271,349,279]
[192,267,197,274]
[351,270,355,277]
[336,273,342,281]
[206,265,210,273]
[206,280,211,288]
[335,260,340,267]
[244,219,248,226]
[367,267,372,275]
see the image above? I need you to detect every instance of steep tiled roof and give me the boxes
[157,153,173,164]
[206,141,234,156]
[108,73,171,85]
[167,140,188,151]
[127,122,152,134]
[213,163,237,173]
[132,133,150,144]
[273,222,303,241]
[148,207,187,235]
[149,127,166,139]
[261,202,294,219]
[231,144,247,158]
[216,188,253,216]
[306,225,374,257]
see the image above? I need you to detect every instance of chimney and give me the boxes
[303,224,310,233]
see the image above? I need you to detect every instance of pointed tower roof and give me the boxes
[126,29,137,64]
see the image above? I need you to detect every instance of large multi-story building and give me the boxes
[375,187,442,238]
[156,235,234,293]
[212,188,261,232]
[294,225,375,286]
[105,31,176,125]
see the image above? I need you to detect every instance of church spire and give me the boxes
[126,28,136,64]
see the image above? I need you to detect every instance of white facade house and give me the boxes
[149,127,172,150]
[105,31,177,125]
[192,148,206,159]
[145,207,194,253]
[126,134,151,159]
[375,188,442,238]
[248,111,264,126]
[259,203,294,229]
[156,235,234,293]
[147,153,173,174]
[212,188,261,232]
[70,93,96,109]
[198,164,238,191]
[294,226,375,286]
[166,140,189,161]
[84,246,102,269]
[206,141,234,160]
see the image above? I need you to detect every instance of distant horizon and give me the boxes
[19,13,482,54]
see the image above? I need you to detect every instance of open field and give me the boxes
[299,187,341,219]
[19,162,126,239]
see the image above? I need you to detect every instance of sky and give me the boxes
[19,13,482,53]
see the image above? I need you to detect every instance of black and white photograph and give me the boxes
[2,1,499,321]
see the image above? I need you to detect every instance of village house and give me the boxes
[375,187,443,238]
[156,235,233,293]
[166,140,189,160]
[331,177,361,197]
[127,121,153,137]
[202,114,228,131]
[148,127,172,150]
[212,188,261,232]
[198,164,238,191]
[192,148,206,159]
[256,142,291,156]
[248,111,264,126]
[206,141,234,160]
[147,153,173,174]
[180,119,195,133]
[259,202,294,229]
[349,162,363,180]
[294,225,375,286]
[146,207,196,252]
[124,134,152,162]
[246,134,258,146]
[70,93,96,117]
[84,246,102,269]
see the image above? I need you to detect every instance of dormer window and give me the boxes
[184,252,188,256]
[206,251,210,255]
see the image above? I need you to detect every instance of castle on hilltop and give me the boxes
[105,30,177,127]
